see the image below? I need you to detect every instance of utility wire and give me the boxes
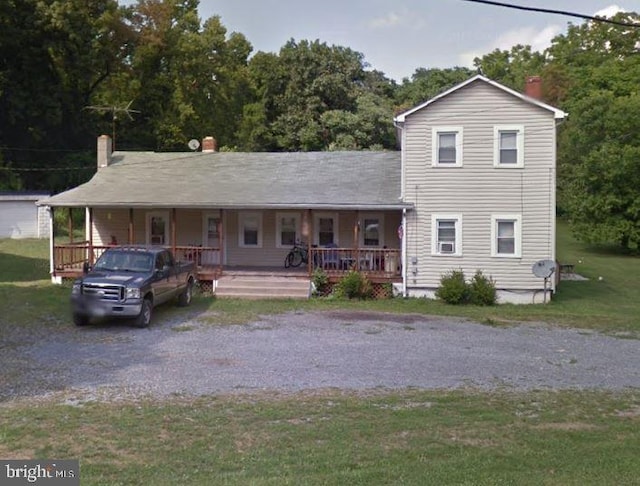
[459,0,640,28]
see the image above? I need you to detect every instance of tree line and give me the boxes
[1,1,639,250]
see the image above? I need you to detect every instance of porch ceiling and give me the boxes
[39,151,411,210]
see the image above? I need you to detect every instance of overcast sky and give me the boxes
[126,1,637,82]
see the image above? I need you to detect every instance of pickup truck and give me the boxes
[71,246,196,328]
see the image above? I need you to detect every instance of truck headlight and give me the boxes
[125,287,141,300]
[72,283,82,295]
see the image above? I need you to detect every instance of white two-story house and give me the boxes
[395,74,567,304]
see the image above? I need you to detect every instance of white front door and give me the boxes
[202,212,221,265]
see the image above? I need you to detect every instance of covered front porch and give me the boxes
[49,206,404,288]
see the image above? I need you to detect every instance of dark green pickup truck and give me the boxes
[71,246,195,328]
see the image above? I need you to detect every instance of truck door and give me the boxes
[152,251,173,304]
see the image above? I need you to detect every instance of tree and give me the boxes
[395,67,474,110]
[238,39,397,151]
[473,44,546,92]
[547,11,640,250]
[0,0,129,191]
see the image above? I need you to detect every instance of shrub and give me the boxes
[311,268,329,296]
[334,271,373,299]
[469,270,497,306]
[435,269,469,305]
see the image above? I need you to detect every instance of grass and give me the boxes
[0,390,638,485]
[1,228,640,484]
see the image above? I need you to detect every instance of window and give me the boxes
[146,211,169,245]
[432,127,463,167]
[491,214,521,257]
[431,214,462,256]
[314,213,338,246]
[360,214,384,247]
[276,212,300,248]
[494,125,524,167]
[239,212,262,248]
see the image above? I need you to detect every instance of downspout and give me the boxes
[402,208,408,297]
[394,118,408,297]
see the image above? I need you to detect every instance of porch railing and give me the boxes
[309,247,401,277]
[53,243,221,272]
[173,246,221,267]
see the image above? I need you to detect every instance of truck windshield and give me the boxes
[94,251,153,273]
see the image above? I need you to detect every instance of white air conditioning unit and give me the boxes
[438,241,455,253]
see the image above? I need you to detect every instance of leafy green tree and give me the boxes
[548,11,640,250]
[239,39,396,151]
[0,0,129,190]
[395,67,474,110]
[473,44,546,92]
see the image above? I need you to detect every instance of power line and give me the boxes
[459,0,640,28]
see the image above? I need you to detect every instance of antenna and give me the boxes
[532,259,556,303]
[84,100,141,151]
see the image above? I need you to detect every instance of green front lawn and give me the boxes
[1,390,638,485]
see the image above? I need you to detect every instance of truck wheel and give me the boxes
[73,313,90,327]
[134,298,152,328]
[178,279,193,307]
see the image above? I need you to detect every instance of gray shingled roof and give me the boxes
[40,151,408,210]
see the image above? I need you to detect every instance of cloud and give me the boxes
[593,5,624,18]
[458,24,563,67]
[367,10,426,30]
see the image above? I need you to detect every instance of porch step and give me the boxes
[215,275,311,299]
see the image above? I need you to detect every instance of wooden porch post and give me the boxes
[354,211,360,271]
[88,207,94,264]
[171,208,177,254]
[218,209,224,276]
[305,209,312,277]
[67,208,73,243]
[49,206,55,279]
[128,208,134,244]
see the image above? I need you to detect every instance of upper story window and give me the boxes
[431,214,462,256]
[494,125,524,168]
[432,126,463,167]
[491,214,522,258]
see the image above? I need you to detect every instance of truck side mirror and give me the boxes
[82,262,91,274]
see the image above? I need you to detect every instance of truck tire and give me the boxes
[134,298,152,328]
[73,313,90,327]
[178,279,193,307]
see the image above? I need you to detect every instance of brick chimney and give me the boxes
[525,76,542,100]
[202,136,218,153]
[97,135,112,170]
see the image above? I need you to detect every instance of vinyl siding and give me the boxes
[403,80,557,291]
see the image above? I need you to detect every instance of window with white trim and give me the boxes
[432,127,463,167]
[146,211,169,245]
[431,214,462,256]
[314,213,338,246]
[491,214,521,257]
[494,125,524,167]
[238,212,262,248]
[276,212,300,248]
[360,214,384,247]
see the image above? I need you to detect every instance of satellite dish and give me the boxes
[532,259,556,278]
[188,139,200,151]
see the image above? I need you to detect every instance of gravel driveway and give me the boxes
[2,310,639,401]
